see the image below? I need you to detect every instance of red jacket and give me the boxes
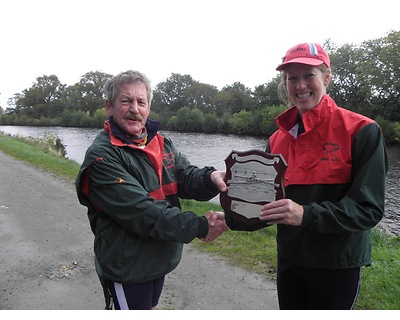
[269,95,374,186]
[226,95,388,268]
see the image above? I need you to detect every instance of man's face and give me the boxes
[106,82,150,136]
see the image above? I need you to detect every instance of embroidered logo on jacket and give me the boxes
[163,152,175,169]
[114,177,126,184]
[321,142,340,161]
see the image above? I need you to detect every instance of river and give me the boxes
[1,125,399,237]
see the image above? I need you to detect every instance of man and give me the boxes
[76,70,227,310]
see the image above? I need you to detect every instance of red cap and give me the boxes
[276,43,330,71]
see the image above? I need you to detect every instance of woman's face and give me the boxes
[285,63,330,113]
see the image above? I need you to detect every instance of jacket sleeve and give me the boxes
[81,154,207,243]
[301,123,389,233]
[166,137,220,201]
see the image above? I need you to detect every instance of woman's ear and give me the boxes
[324,72,332,86]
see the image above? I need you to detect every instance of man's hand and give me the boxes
[210,170,227,192]
[202,210,228,242]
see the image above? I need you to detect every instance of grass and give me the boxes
[1,131,399,310]
[181,199,278,278]
[0,132,79,181]
[182,204,400,310]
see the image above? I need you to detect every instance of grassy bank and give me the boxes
[0,132,79,181]
[0,132,399,310]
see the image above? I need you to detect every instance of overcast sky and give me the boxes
[1,0,399,108]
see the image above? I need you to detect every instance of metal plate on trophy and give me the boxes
[220,149,287,225]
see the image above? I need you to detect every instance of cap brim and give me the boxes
[276,57,324,71]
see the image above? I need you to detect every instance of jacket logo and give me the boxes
[321,143,340,161]
[163,152,175,169]
[114,177,126,184]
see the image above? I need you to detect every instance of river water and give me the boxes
[1,125,399,237]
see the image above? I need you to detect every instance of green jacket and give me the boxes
[227,95,388,268]
[76,118,219,284]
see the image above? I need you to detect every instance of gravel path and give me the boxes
[0,151,278,310]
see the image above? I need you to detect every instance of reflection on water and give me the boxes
[1,125,399,236]
[0,126,267,169]
[384,146,400,237]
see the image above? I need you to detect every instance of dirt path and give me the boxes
[0,151,278,310]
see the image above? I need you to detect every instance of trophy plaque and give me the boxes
[220,149,287,225]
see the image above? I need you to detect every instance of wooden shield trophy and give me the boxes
[220,149,287,225]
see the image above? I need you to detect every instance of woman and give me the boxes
[226,43,388,309]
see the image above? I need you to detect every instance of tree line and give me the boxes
[1,31,399,145]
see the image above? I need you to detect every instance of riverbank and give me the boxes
[0,139,278,310]
[1,125,399,237]
[0,133,399,310]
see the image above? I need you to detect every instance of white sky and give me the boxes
[1,0,399,109]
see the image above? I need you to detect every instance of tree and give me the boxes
[12,75,66,118]
[92,108,108,127]
[358,30,400,120]
[230,110,252,134]
[253,74,281,107]
[172,106,204,132]
[326,31,400,121]
[202,113,219,133]
[62,71,111,115]
[5,93,22,114]
[152,73,196,114]
[61,84,81,112]
[328,43,372,116]
[183,82,219,112]
[214,82,254,115]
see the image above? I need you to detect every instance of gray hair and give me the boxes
[104,70,153,107]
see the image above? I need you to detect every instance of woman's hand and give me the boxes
[259,199,304,226]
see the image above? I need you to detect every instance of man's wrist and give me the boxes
[196,216,209,238]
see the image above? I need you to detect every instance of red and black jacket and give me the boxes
[227,95,388,269]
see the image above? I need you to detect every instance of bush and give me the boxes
[202,113,219,133]
[375,116,399,145]
[230,110,252,134]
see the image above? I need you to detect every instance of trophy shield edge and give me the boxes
[219,149,287,225]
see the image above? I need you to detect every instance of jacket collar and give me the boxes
[275,94,336,134]
[106,117,160,146]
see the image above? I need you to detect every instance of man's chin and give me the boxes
[124,124,144,136]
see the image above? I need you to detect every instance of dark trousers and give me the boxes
[277,255,361,310]
[107,276,165,310]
